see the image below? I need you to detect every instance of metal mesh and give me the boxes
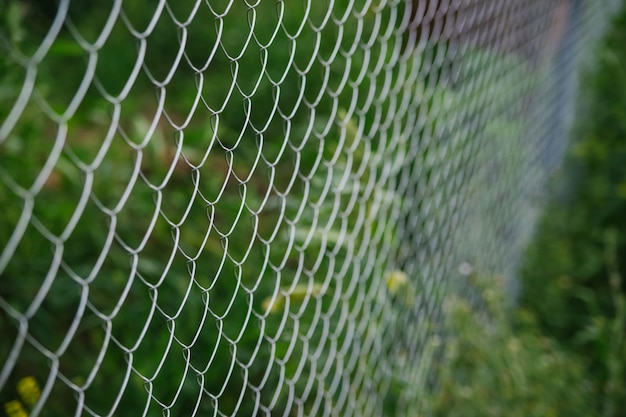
[0,0,619,416]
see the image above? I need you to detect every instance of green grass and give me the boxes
[427,4,626,416]
[518,5,626,415]
[429,273,595,417]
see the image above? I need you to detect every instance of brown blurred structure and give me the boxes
[407,0,570,62]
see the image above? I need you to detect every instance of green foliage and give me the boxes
[422,6,626,416]
[429,274,595,417]
[519,4,626,416]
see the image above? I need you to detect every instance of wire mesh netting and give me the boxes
[0,0,620,415]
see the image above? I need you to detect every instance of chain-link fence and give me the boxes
[0,0,620,416]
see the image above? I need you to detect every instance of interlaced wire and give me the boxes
[0,0,620,416]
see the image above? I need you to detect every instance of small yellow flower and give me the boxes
[385,270,408,295]
[17,376,40,406]
[4,400,28,417]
